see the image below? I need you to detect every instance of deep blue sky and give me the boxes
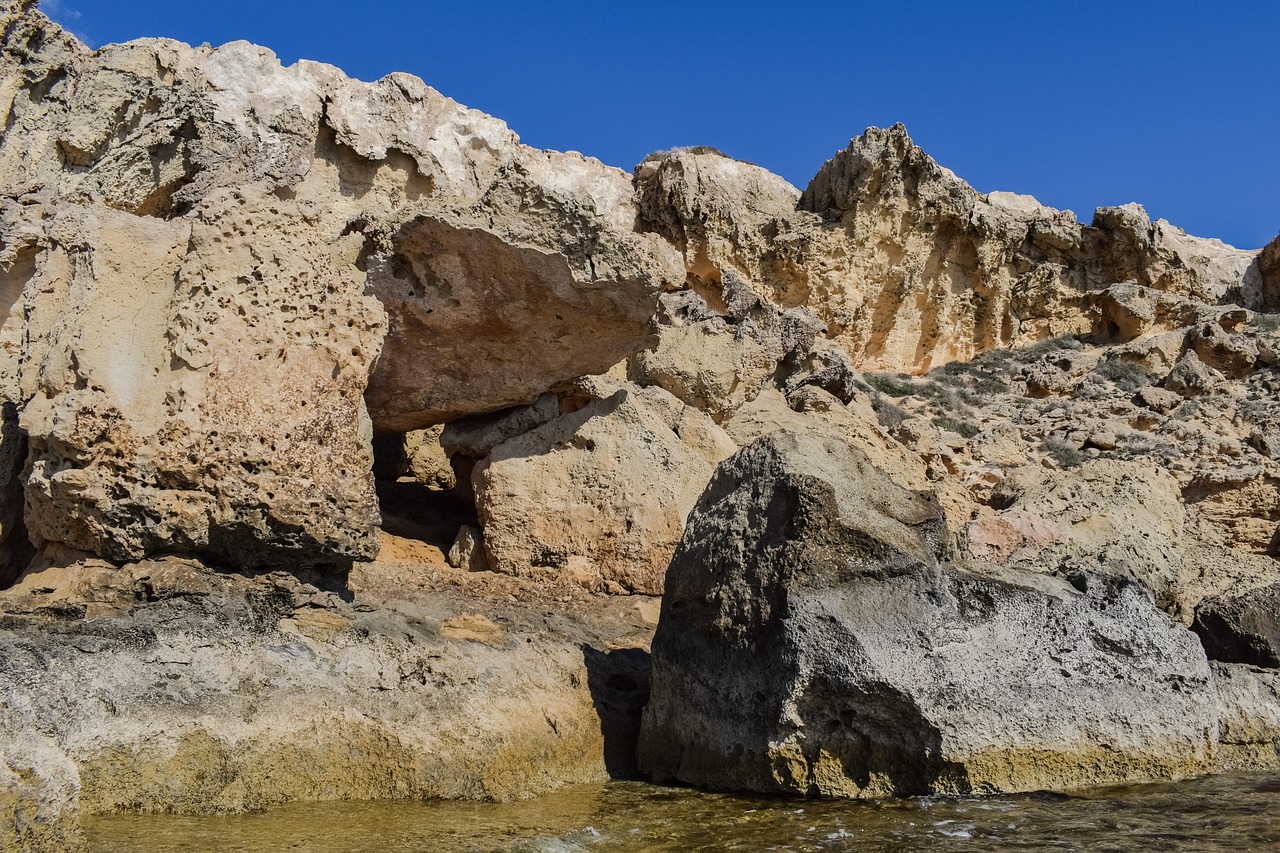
[39,0,1280,249]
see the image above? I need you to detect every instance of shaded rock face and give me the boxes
[1256,234,1280,313]
[1193,583,1280,668]
[639,432,1219,797]
[0,4,677,569]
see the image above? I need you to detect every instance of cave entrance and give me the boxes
[371,426,477,557]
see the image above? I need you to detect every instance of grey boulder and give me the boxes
[638,432,1219,797]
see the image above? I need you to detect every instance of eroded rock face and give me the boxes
[473,382,736,594]
[637,127,1266,377]
[639,432,1220,797]
[971,462,1188,611]
[0,730,82,853]
[0,552,660,817]
[1252,234,1280,312]
[628,273,826,421]
[364,157,681,430]
[0,4,677,568]
[1193,583,1280,667]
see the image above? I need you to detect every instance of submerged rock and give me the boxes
[639,432,1220,796]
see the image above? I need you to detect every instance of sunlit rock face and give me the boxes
[637,127,1265,376]
[0,2,679,569]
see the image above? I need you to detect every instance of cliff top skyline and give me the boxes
[40,0,1280,250]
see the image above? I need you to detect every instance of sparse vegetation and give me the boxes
[933,415,980,438]
[939,359,974,377]
[1093,358,1155,392]
[642,145,729,163]
[865,372,918,398]
[1249,312,1280,333]
[1114,442,1158,460]
[871,395,910,431]
[971,374,1009,395]
[1012,335,1083,363]
[1042,436,1084,468]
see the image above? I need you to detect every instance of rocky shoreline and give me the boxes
[3,1,1280,850]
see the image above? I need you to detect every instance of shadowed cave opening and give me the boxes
[371,429,478,559]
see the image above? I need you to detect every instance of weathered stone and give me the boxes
[1089,282,1205,343]
[0,554,657,816]
[446,524,488,573]
[628,272,825,420]
[1183,469,1280,556]
[640,126,1265,378]
[1192,583,1280,667]
[473,384,736,593]
[440,394,560,460]
[0,4,679,568]
[1164,350,1224,398]
[979,462,1191,612]
[0,730,83,853]
[17,201,385,569]
[1252,234,1280,313]
[1188,321,1259,378]
[364,202,678,430]
[633,147,806,299]
[640,432,1219,797]
[403,425,456,490]
[1138,385,1183,413]
[1213,663,1280,771]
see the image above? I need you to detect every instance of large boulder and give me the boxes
[473,383,736,594]
[639,432,1219,796]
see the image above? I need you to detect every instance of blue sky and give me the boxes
[38,1,1280,249]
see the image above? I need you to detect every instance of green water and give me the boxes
[83,773,1280,852]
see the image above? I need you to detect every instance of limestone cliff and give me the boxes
[2,0,1280,846]
[636,127,1265,375]
[0,1,680,573]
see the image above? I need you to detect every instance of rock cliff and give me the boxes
[0,0,679,574]
[2,0,1280,847]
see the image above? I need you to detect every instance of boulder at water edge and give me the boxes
[638,431,1220,796]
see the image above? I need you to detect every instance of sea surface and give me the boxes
[83,771,1280,852]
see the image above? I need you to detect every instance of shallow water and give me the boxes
[84,772,1280,852]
